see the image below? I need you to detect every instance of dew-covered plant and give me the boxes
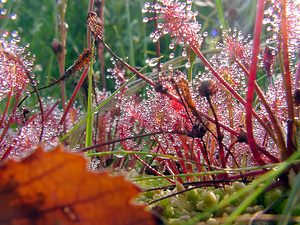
[81,0,300,182]
[0,1,85,159]
[83,1,300,222]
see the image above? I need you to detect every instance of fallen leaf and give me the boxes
[0,145,157,225]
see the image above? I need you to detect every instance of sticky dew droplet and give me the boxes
[143,17,149,23]
[148,58,158,67]
[185,61,191,68]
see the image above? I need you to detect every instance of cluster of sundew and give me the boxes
[114,86,187,150]
[138,181,279,225]
[0,98,82,159]
[112,71,254,170]
[142,0,202,70]
[0,0,29,95]
[0,17,34,101]
[190,76,263,166]
[110,0,295,169]
[263,0,300,63]
[191,29,272,164]
[209,29,252,94]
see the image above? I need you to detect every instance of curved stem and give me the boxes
[59,68,89,125]
[236,59,287,155]
[245,0,266,165]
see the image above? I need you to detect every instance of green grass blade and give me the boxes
[215,0,228,29]
[125,0,135,66]
[85,53,94,148]
[280,172,300,225]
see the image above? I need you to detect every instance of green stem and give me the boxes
[215,0,228,29]
[85,51,94,148]
[125,0,135,66]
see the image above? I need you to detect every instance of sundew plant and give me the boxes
[0,0,300,224]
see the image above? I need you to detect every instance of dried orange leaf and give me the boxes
[0,145,157,225]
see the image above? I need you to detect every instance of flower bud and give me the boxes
[293,88,300,107]
[198,80,217,98]
[51,39,62,55]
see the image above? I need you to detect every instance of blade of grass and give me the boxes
[85,48,94,148]
[215,0,228,29]
[280,173,300,225]
[125,0,135,66]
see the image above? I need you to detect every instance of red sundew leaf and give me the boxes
[0,145,157,225]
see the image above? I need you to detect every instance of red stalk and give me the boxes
[59,68,89,125]
[0,91,12,127]
[245,0,266,165]
[236,59,287,154]
[0,93,22,160]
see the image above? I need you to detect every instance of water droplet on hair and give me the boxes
[0,8,7,15]
[9,13,17,20]
[142,7,148,13]
[185,61,191,68]
[11,30,18,38]
[148,58,158,67]
[114,154,124,159]
[143,17,149,23]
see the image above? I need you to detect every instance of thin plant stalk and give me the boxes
[56,0,68,111]
[0,92,22,160]
[207,96,226,168]
[236,59,287,154]
[59,68,89,125]
[125,0,135,66]
[59,73,137,142]
[87,0,95,47]
[215,0,228,30]
[280,0,295,159]
[153,0,161,72]
[95,0,106,89]
[85,51,94,148]
[0,91,12,127]
[245,0,266,165]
